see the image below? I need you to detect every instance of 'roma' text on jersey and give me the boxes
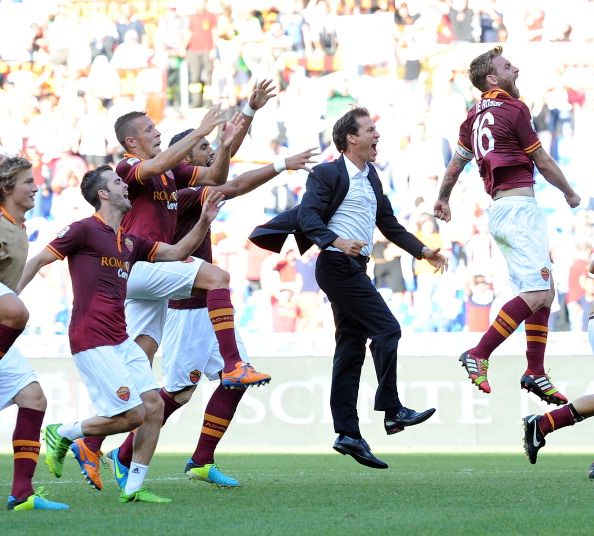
[47,215,159,353]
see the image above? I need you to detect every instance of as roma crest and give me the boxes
[540,267,550,282]
[189,370,202,384]
[124,237,133,252]
[116,386,131,401]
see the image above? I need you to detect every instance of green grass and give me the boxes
[0,453,592,535]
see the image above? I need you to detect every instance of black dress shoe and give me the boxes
[333,435,388,469]
[384,407,436,435]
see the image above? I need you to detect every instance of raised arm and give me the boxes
[214,147,319,200]
[530,146,581,208]
[434,153,471,222]
[139,105,224,180]
[155,190,224,261]
[229,79,277,157]
[193,112,245,186]
[16,248,58,294]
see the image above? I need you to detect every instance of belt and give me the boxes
[322,250,369,263]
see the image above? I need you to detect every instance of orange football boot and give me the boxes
[221,361,271,389]
[70,438,103,491]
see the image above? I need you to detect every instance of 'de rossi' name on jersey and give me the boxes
[457,89,541,197]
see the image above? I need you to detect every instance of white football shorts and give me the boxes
[161,307,248,391]
[0,346,37,411]
[72,338,158,417]
[0,283,37,410]
[125,257,204,345]
[487,196,552,294]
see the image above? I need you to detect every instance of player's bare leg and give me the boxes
[116,389,170,502]
[67,406,146,492]
[0,293,28,360]
[135,334,159,366]
[43,406,145,481]
[166,386,196,406]
[130,389,164,466]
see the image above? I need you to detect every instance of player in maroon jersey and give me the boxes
[114,85,275,384]
[17,165,223,504]
[70,81,277,491]
[90,130,315,490]
[433,46,581,405]
[156,132,317,487]
[0,155,68,511]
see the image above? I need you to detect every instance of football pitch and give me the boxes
[0,453,591,535]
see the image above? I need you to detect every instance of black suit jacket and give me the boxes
[249,156,426,259]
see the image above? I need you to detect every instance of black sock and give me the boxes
[385,408,400,420]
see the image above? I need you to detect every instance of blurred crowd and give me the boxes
[1,0,594,336]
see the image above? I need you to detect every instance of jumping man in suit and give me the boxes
[297,108,448,468]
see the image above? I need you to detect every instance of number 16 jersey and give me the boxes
[457,89,542,197]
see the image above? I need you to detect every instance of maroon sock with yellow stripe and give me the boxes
[11,407,44,500]
[524,307,550,375]
[83,436,105,453]
[160,388,182,425]
[192,385,245,466]
[207,288,241,373]
[0,323,23,360]
[539,404,582,436]
[472,297,533,359]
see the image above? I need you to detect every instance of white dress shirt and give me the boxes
[326,155,377,257]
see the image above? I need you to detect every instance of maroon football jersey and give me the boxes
[458,89,541,197]
[47,214,159,354]
[168,186,212,310]
[116,154,201,243]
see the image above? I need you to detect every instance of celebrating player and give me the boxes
[103,134,317,489]
[18,165,223,504]
[157,133,317,487]
[433,46,580,404]
[115,91,273,375]
[0,155,68,511]
[523,394,594,479]
[70,81,276,491]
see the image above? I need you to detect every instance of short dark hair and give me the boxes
[332,107,370,153]
[81,165,112,210]
[114,111,146,149]
[468,46,503,91]
[168,129,193,148]
[0,155,32,203]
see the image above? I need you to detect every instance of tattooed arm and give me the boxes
[433,152,471,222]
